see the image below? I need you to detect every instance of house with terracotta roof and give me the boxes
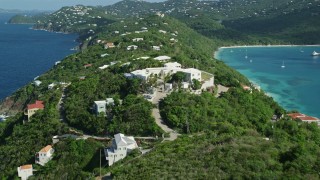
[104,133,138,166]
[25,100,44,120]
[287,113,320,124]
[35,145,54,166]
[84,64,92,68]
[17,164,33,180]
[104,42,115,49]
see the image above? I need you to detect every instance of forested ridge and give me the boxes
[1,0,320,179]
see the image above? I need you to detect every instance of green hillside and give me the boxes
[1,0,320,179]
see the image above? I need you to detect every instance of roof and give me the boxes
[114,133,136,147]
[27,100,44,110]
[287,113,304,119]
[39,145,52,153]
[94,100,107,106]
[154,56,171,61]
[164,62,181,67]
[20,164,32,170]
[288,113,319,121]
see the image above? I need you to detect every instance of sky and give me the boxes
[0,0,166,11]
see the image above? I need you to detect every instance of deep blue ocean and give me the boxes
[0,13,77,100]
[216,46,320,118]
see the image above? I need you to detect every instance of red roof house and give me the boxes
[287,113,319,124]
[25,100,44,120]
[27,100,44,110]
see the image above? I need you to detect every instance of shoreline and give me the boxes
[214,44,320,119]
[219,44,320,49]
[214,44,320,58]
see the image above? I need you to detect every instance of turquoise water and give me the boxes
[215,46,320,118]
[0,13,78,100]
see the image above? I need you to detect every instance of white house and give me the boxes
[35,145,54,166]
[17,164,33,180]
[48,83,55,90]
[154,56,171,61]
[104,133,138,166]
[132,38,143,42]
[152,46,161,51]
[99,65,109,70]
[130,62,214,90]
[159,30,167,34]
[94,98,114,115]
[34,80,42,87]
[127,45,138,51]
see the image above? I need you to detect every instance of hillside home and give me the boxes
[17,164,33,180]
[84,64,92,68]
[152,46,161,51]
[35,145,54,166]
[287,113,320,125]
[159,30,167,34]
[48,83,55,90]
[104,133,138,166]
[127,45,138,51]
[99,65,109,70]
[164,62,181,68]
[154,55,171,61]
[94,98,115,115]
[34,80,42,87]
[132,38,143,42]
[25,100,44,120]
[130,62,214,90]
[104,42,115,49]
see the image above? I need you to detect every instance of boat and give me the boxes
[312,51,320,56]
[281,61,285,68]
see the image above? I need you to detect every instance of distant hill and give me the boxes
[103,0,320,44]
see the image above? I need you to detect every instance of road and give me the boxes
[151,91,180,141]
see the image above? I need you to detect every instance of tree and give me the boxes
[191,79,201,90]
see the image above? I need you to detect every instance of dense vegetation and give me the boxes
[1,0,320,178]
[111,121,320,179]
[160,89,283,134]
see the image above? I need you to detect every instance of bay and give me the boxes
[215,45,320,118]
[0,13,78,100]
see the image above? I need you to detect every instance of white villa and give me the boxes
[17,164,33,180]
[104,133,138,166]
[48,83,55,90]
[152,46,161,51]
[154,55,171,61]
[94,98,115,115]
[34,80,42,87]
[35,145,54,166]
[132,38,144,42]
[130,62,214,90]
[127,45,138,51]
